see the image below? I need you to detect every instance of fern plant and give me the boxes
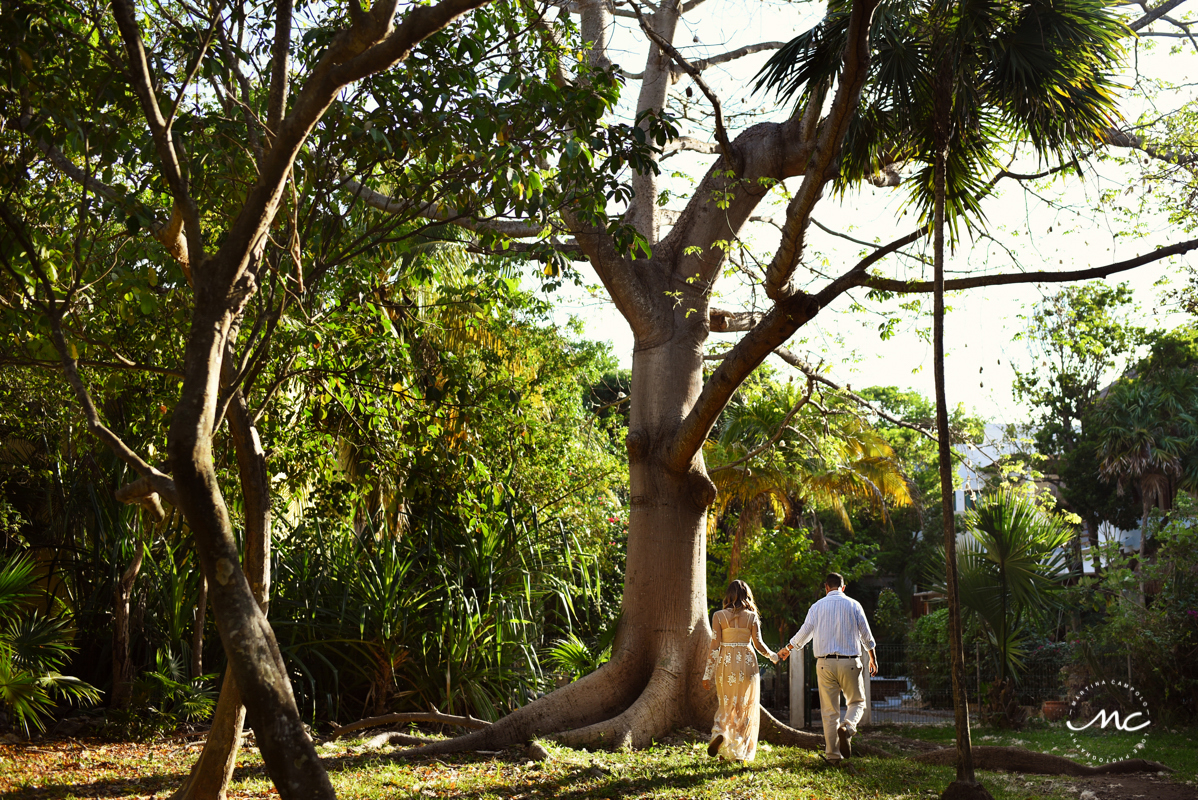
[105,648,217,740]
[0,554,100,735]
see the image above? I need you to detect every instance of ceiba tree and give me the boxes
[4,0,1197,795]
[371,0,1198,758]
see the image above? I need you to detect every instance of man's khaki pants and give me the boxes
[815,656,866,762]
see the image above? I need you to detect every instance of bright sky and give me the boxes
[546,0,1198,425]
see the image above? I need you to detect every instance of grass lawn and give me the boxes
[885,720,1198,784]
[4,724,1197,800]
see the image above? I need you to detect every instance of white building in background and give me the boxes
[947,424,1137,576]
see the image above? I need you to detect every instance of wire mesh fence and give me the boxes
[761,641,1090,728]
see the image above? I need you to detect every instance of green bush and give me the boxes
[0,554,100,735]
[874,587,908,642]
[907,608,953,704]
[103,649,217,741]
[1073,496,1198,723]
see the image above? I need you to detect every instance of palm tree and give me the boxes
[1096,369,1198,553]
[706,381,911,579]
[0,554,100,734]
[954,489,1073,684]
[759,0,1126,785]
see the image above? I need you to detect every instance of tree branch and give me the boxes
[340,177,551,238]
[14,114,191,276]
[1127,0,1189,30]
[683,41,786,74]
[861,237,1198,293]
[267,0,294,138]
[770,347,938,443]
[628,0,734,170]
[0,202,178,506]
[661,136,721,156]
[708,308,763,332]
[707,375,815,474]
[330,709,489,739]
[110,0,205,265]
[763,0,881,301]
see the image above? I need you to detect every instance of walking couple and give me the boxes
[702,573,878,764]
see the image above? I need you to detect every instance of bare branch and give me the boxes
[267,0,294,137]
[684,41,785,74]
[709,308,763,332]
[110,0,204,264]
[763,0,881,300]
[330,709,489,739]
[770,348,938,443]
[661,136,721,156]
[340,177,551,238]
[115,477,168,520]
[628,1,735,170]
[861,237,1198,294]
[1101,126,1198,166]
[1128,0,1189,30]
[14,114,191,276]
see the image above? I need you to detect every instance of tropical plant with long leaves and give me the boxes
[1095,368,1198,547]
[951,489,1074,683]
[706,379,911,578]
[0,554,100,735]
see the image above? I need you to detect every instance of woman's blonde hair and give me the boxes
[722,580,758,613]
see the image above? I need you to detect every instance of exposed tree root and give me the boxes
[378,651,643,756]
[912,746,1173,775]
[758,709,892,758]
[550,664,683,750]
[367,732,440,747]
[330,710,488,739]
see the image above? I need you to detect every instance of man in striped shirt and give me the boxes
[778,573,877,764]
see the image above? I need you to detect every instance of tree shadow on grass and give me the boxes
[0,744,850,799]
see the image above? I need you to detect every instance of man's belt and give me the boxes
[818,654,857,659]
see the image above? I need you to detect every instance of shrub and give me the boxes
[0,554,100,735]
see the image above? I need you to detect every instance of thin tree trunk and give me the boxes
[171,381,274,800]
[932,64,982,795]
[167,297,313,796]
[191,575,207,680]
[111,514,145,709]
[1086,515,1102,574]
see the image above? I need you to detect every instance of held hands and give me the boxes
[778,645,791,662]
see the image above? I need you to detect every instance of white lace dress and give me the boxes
[703,608,778,761]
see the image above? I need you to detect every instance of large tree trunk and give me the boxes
[372,320,723,752]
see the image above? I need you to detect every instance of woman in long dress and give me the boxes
[702,580,778,761]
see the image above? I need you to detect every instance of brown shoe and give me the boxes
[707,734,724,757]
[837,724,852,759]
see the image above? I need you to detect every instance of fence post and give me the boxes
[789,646,805,728]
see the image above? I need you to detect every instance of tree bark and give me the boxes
[191,575,207,680]
[170,382,274,800]
[931,62,983,795]
[111,517,145,709]
[168,298,325,799]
